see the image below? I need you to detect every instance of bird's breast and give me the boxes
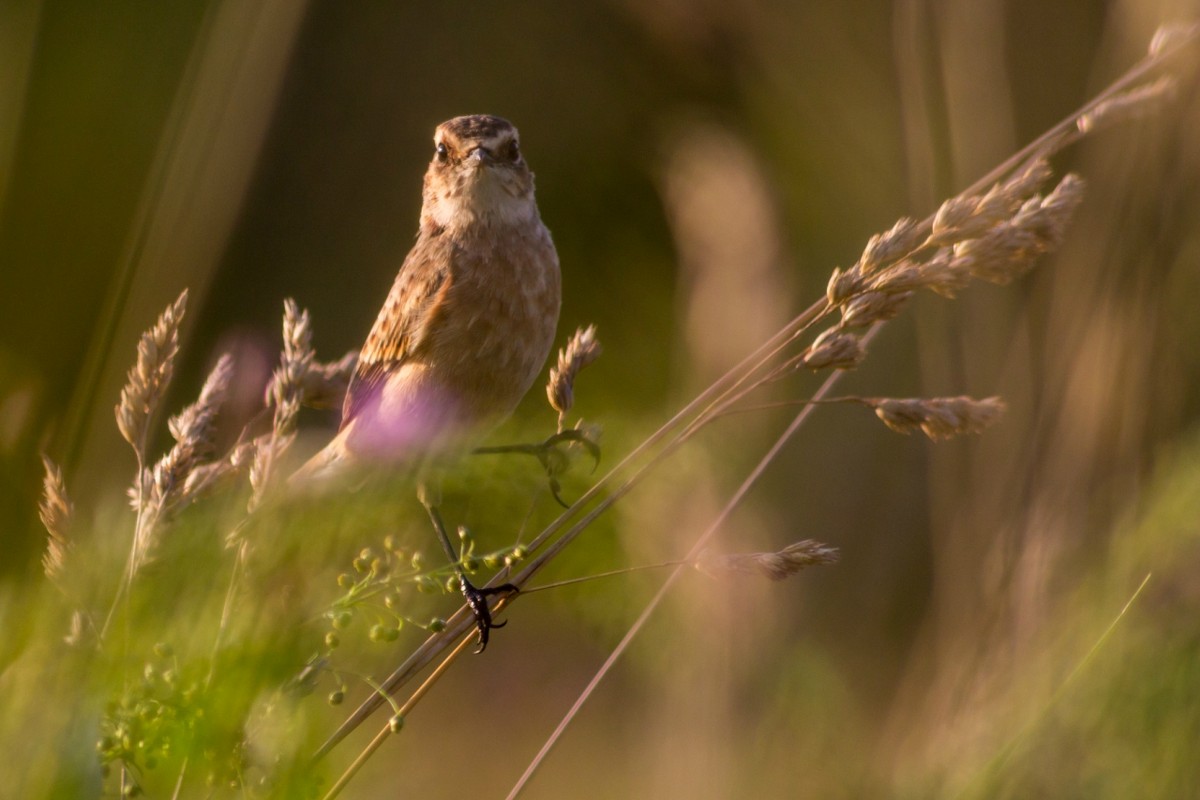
[429,223,561,425]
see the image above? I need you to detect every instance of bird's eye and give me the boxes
[435,142,449,161]
[506,140,520,161]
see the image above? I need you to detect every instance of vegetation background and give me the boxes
[1,0,1199,797]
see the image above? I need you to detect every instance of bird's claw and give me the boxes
[459,576,518,653]
[474,428,601,507]
[535,429,601,508]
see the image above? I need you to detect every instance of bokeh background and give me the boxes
[3,1,1200,797]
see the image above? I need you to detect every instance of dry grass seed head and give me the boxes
[248,300,318,511]
[115,290,188,455]
[999,158,1055,208]
[181,440,255,501]
[826,265,866,307]
[271,299,315,424]
[870,396,1006,440]
[801,329,865,371]
[166,354,234,462]
[39,456,73,583]
[840,290,913,329]
[951,173,1085,285]
[248,431,297,506]
[868,249,968,298]
[143,353,237,517]
[698,540,840,581]
[952,222,1041,285]
[914,249,970,298]
[547,325,603,420]
[1037,174,1087,238]
[928,159,1053,247]
[858,217,923,274]
[928,192,999,247]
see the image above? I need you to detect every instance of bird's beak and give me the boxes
[466,146,491,165]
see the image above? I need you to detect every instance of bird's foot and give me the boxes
[475,428,601,507]
[533,429,601,506]
[459,575,518,653]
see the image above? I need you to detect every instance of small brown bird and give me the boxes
[295,114,561,649]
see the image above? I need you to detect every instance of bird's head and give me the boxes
[421,114,538,232]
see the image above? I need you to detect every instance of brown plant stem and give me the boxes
[322,629,479,800]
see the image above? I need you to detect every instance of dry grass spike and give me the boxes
[248,299,318,512]
[867,396,1006,440]
[547,325,603,429]
[39,455,73,584]
[801,329,866,371]
[160,353,235,491]
[132,354,235,570]
[839,289,913,328]
[115,290,188,460]
[697,540,841,581]
[949,174,1085,286]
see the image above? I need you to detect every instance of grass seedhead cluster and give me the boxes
[799,329,867,371]
[132,353,234,567]
[867,396,1008,440]
[547,324,603,431]
[825,164,1083,327]
[38,455,73,585]
[696,540,841,581]
[248,299,314,512]
[115,290,188,461]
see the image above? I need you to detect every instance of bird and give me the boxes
[292,114,561,650]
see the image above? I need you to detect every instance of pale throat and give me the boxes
[423,169,538,232]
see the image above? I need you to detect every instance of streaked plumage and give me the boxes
[294,115,560,483]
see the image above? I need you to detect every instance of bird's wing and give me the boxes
[341,237,452,428]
